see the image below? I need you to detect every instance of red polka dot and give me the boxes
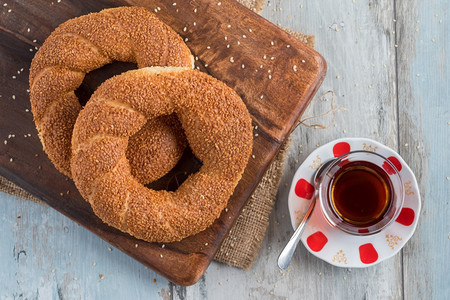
[295,179,314,200]
[306,231,328,252]
[387,156,402,172]
[382,161,396,175]
[383,156,402,175]
[359,243,378,264]
[333,142,351,157]
[395,207,415,226]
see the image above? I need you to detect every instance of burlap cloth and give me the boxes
[0,0,314,270]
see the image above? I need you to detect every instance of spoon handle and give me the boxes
[277,196,316,270]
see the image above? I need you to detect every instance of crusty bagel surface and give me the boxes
[29,7,192,180]
[71,67,253,243]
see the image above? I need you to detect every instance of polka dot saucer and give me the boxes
[287,138,421,267]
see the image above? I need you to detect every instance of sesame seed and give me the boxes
[193,22,196,26]
[205,243,208,246]
[12,95,16,99]
[241,64,245,69]
[9,158,13,162]
[224,36,228,40]
[270,56,275,60]
[157,7,161,10]
[268,74,272,79]
[27,28,30,32]
[242,34,247,38]
[260,64,263,68]
[252,155,255,159]
[287,44,291,48]
[172,2,176,6]
[160,254,164,258]
[270,41,274,46]
[184,38,188,42]
[230,57,234,63]
[207,46,211,49]
[195,56,198,61]
[92,262,96,266]
[162,244,165,248]
[267,69,271,73]
[108,247,112,251]
[204,64,208,67]
[263,55,267,59]
[12,76,16,79]
[8,9,11,12]
[260,95,263,99]
[227,24,231,28]
[226,44,230,48]
[183,27,187,32]
[4,140,7,145]
[249,28,252,32]
[154,8,158,12]
[301,59,306,63]
[293,65,297,72]
[255,133,259,137]
[218,2,222,5]
[3,3,7,6]
[135,244,138,248]
[237,41,240,45]
[193,8,197,13]
[51,269,55,273]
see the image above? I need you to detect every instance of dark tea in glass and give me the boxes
[319,151,404,235]
[330,162,392,227]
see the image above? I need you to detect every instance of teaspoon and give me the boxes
[277,159,334,270]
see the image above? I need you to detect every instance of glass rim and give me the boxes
[318,150,404,236]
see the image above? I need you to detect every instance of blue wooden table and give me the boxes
[1,0,448,299]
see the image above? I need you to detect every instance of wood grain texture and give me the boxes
[396,0,449,299]
[1,0,448,299]
[0,0,325,286]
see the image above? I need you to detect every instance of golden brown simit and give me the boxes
[29,7,193,181]
[71,67,253,242]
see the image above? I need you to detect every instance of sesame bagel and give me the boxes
[71,67,253,242]
[29,7,192,180]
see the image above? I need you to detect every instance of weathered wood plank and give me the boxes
[395,0,450,299]
[0,193,171,299]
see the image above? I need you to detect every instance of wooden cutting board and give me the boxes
[0,0,326,285]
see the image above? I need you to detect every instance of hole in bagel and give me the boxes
[75,61,138,107]
[144,145,203,192]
